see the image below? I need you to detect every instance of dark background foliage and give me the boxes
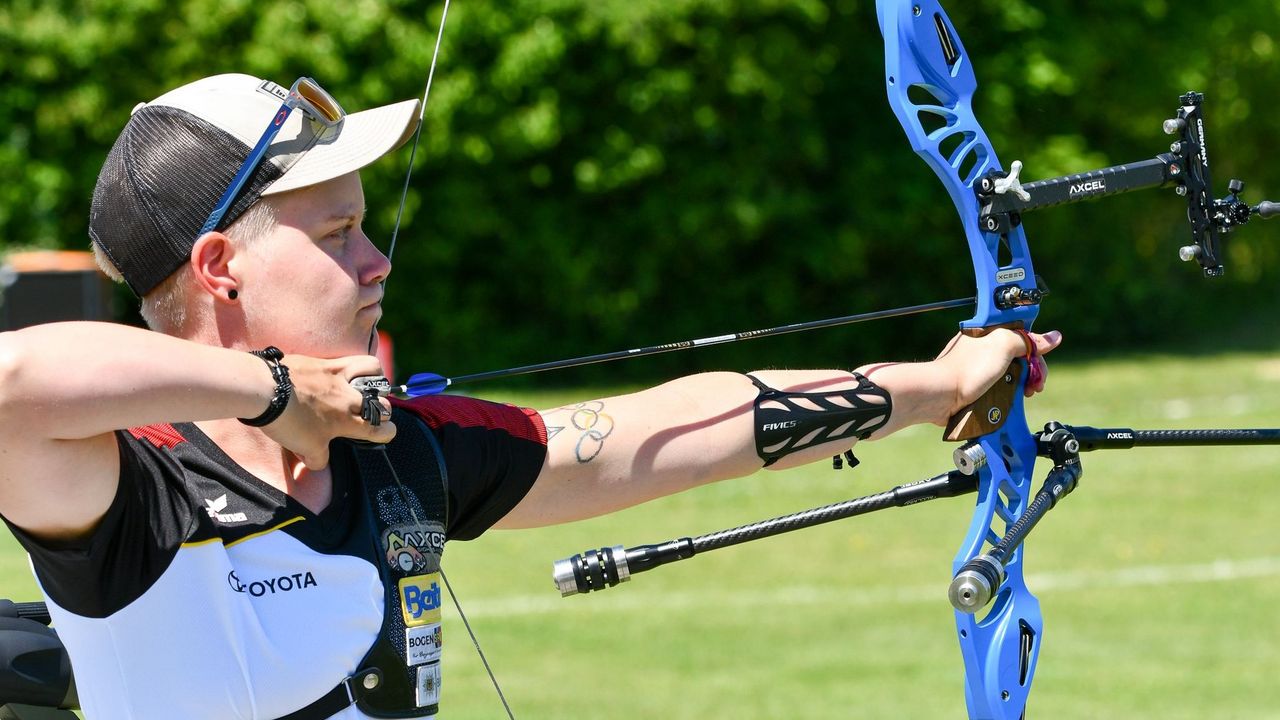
[3,0,1277,386]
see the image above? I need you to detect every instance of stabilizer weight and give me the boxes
[554,540,697,597]
[949,425,1083,613]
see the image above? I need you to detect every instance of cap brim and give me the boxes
[261,97,421,196]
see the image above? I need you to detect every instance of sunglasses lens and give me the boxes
[295,78,344,124]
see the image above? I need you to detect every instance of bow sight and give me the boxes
[978,91,1279,277]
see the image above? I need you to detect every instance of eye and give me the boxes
[325,224,353,244]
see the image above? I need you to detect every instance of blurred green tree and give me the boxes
[2,0,1277,384]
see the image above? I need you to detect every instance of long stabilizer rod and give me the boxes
[553,470,977,596]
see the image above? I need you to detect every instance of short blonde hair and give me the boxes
[93,199,279,334]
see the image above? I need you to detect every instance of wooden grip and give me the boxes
[942,323,1025,443]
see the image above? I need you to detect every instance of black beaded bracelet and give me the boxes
[238,346,293,427]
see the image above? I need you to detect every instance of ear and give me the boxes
[190,231,240,303]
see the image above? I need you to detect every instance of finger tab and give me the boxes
[1026,358,1045,389]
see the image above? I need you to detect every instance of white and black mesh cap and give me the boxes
[89,73,420,296]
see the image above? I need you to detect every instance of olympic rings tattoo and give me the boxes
[545,401,615,463]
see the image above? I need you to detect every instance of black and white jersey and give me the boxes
[3,395,547,720]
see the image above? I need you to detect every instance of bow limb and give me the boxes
[878,3,1042,718]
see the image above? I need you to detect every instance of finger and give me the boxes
[1030,330,1062,356]
[340,354,389,381]
[1024,355,1049,396]
[1006,329,1035,359]
[354,393,394,424]
[366,419,397,445]
[346,387,370,417]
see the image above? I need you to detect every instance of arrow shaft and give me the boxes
[411,297,975,393]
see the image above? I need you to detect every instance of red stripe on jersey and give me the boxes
[393,395,547,446]
[127,423,185,449]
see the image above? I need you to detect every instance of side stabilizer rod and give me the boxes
[1065,426,1280,451]
[553,470,977,596]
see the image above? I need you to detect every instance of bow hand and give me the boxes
[936,328,1061,441]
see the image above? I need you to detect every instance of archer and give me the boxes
[0,72,1058,719]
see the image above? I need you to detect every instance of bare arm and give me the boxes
[496,328,1061,528]
[0,321,393,540]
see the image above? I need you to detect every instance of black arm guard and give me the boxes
[748,373,892,467]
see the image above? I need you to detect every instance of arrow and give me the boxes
[392,296,975,397]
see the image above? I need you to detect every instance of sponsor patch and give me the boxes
[227,570,317,597]
[226,566,316,594]
[416,662,442,708]
[406,622,443,666]
[383,526,446,576]
[399,573,442,627]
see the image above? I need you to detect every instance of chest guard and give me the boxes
[351,408,449,718]
[277,408,450,720]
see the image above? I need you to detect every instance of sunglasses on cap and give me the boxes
[198,77,345,237]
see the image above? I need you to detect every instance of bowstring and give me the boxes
[385,0,452,269]
[370,0,452,356]
[367,2,518,717]
[376,445,517,719]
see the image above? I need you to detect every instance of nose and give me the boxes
[355,228,392,286]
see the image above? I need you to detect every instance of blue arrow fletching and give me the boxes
[402,372,451,397]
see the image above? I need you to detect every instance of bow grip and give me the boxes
[942,324,1025,442]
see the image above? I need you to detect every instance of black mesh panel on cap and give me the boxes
[89,106,284,296]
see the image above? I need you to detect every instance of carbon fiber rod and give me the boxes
[553,470,976,596]
[691,471,971,552]
[1067,426,1280,451]
[399,297,975,396]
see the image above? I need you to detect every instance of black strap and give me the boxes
[349,416,448,718]
[274,676,358,720]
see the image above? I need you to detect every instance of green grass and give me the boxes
[4,351,1280,718]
